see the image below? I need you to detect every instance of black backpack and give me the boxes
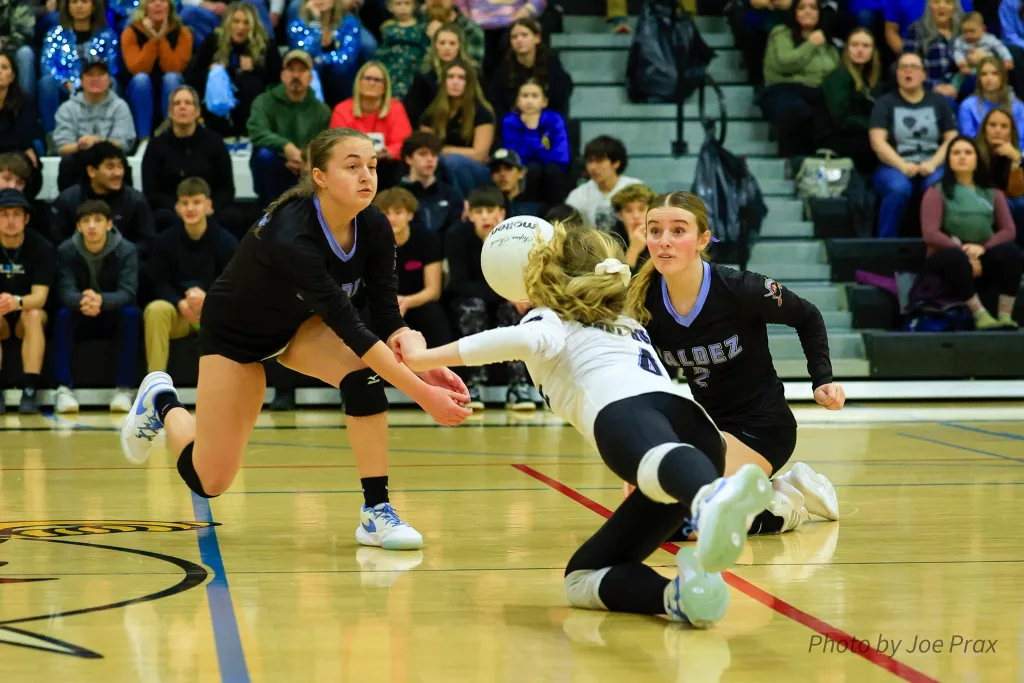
[626,0,715,104]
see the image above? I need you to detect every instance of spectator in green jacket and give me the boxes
[817,26,883,174]
[759,0,839,159]
[247,49,331,207]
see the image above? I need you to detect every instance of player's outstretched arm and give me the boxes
[360,342,472,426]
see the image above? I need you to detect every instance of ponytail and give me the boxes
[624,259,658,325]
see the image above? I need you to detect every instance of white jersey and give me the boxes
[457,307,698,444]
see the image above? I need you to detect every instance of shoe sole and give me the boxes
[674,547,729,628]
[466,401,485,410]
[355,525,424,551]
[506,402,537,411]
[788,462,840,521]
[696,464,771,573]
[120,372,174,465]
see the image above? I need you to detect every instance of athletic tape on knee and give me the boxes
[564,567,612,610]
[176,443,217,498]
[340,367,389,417]
[636,443,685,504]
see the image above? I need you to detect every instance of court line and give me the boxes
[942,422,1024,441]
[218,481,1024,495]
[190,494,251,683]
[896,433,1024,463]
[512,464,941,683]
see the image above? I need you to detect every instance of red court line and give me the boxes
[512,463,941,683]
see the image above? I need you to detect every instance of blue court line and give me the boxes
[191,493,250,683]
[896,432,1024,463]
[942,422,1024,441]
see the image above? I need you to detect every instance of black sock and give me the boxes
[154,391,184,424]
[23,374,39,395]
[748,510,785,535]
[596,564,672,615]
[361,476,389,507]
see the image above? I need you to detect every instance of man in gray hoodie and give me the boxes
[52,57,137,192]
[52,200,140,414]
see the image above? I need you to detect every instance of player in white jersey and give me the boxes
[398,221,772,628]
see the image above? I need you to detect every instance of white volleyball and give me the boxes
[480,215,556,302]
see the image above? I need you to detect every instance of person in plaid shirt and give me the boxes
[902,0,965,102]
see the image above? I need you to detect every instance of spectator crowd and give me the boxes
[0,0,668,414]
[2,0,1019,415]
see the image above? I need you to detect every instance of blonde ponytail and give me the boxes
[624,258,658,325]
[524,222,630,326]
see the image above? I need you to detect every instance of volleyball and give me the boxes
[480,215,556,302]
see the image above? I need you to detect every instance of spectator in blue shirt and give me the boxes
[500,79,568,207]
[287,0,367,106]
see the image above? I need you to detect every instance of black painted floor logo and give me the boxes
[0,520,216,658]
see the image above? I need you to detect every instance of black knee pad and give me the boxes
[340,367,389,417]
[177,443,217,498]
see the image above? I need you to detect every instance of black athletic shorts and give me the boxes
[716,421,798,475]
[198,319,301,365]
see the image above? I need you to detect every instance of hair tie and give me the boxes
[594,258,631,287]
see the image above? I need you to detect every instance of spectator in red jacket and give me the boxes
[329,60,412,190]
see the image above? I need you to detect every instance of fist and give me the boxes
[814,383,846,411]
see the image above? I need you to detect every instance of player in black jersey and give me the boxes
[119,128,472,551]
[624,191,845,537]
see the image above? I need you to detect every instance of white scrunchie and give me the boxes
[594,258,632,287]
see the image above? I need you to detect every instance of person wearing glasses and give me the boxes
[869,51,958,238]
[329,61,412,190]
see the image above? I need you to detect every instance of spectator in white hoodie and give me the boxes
[565,134,642,232]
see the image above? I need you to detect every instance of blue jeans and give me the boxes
[127,71,185,139]
[181,0,273,45]
[14,45,35,100]
[53,306,141,389]
[250,147,301,208]
[441,154,492,197]
[873,163,945,238]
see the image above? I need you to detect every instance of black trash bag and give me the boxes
[690,84,768,271]
[626,0,715,104]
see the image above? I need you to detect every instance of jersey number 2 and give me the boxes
[638,348,663,376]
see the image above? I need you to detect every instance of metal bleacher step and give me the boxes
[782,283,849,311]
[582,120,774,156]
[750,239,827,264]
[629,156,784,183]
[775,357,871,379]
[571,84,759,120]
[769,331,865,359]
[562,14,730,34]
[563,49,746,86]
[553,32,733,50]
[746,262,833,280]
[771,310,852,330]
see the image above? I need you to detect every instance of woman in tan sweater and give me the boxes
[121,0,194,140]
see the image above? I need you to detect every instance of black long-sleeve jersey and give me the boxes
[201,196,407,362]
[644,262,833,428]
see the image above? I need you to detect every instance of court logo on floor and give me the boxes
[0,520,217,659]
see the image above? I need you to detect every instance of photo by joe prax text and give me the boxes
[809,634,997,656]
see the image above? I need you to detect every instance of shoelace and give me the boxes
[135,413,162,442]
[373,504,407,528]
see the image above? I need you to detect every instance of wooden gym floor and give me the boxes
[1,402,1023,683]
